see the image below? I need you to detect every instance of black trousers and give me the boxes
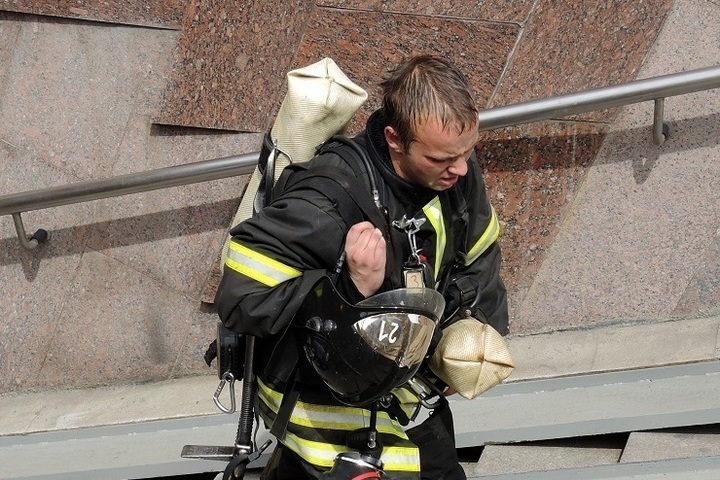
[406,400,466,480]
[260,400,466,480]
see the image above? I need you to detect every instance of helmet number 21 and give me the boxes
[378,320,399,344]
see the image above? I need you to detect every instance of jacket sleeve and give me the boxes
[214,187,349,338]
[444,158,509,335]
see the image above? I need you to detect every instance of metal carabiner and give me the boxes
[213,371,237,414]
[406,376,443,410]
[392,216,426,263]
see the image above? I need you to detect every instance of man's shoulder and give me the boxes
[310,136,370,174]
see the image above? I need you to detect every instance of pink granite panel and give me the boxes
[492,0,674,122]
[512,0,720,334]
[0,17,181,181]
[0,0,187,29]
[0,155,97,394]
[171,305,219,378]
[317,0,533,23]
[85,190,241,299]
[476,121,607,326]
[31,250,196,390]
[295,8,519,134]
[674,235,720,318]
[155,0,315,132]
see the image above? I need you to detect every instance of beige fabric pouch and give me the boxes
[429,317,515,400]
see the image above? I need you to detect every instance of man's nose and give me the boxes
[448,157,468,176]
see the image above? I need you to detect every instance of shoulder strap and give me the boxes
[277,162,387,233]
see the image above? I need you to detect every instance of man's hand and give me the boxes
[345,221,386,297]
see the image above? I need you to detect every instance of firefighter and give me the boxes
[215,54,509,480]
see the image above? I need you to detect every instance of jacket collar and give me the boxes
[360,110,438,211]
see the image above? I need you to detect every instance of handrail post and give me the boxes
[653,98,669,145]
[11,213,49,250]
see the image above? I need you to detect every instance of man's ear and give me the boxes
[384,126,403,154]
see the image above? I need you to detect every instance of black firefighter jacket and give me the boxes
[216,110,508,344]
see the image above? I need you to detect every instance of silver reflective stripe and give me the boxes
[257,379,421,472]
[281,431,421,471]
[225,240,301,287]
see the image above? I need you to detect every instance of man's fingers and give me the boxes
[346,222,384,251]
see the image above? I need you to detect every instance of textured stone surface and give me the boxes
[0,188,95,393]
[491,0,674,122]
[0,12,254,394]
[0,0,187,28]
[621,429,720,463]
[515,0,720,333]
[0,15,180,181]
[3,0,714,398]
[317,0,534,23]
[31,250,196,390]
[295,7,518,134]
[471,438,623,476]
[155,0,316,132]
[477,122,607,319]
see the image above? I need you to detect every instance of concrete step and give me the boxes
[464,436,624,477]
[465,455,720,479]
[620,426,720,463]
[0,414,271,480]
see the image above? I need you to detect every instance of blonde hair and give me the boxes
[380,55,478,150]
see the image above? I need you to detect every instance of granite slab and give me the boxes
[491,0,674,123]
[316,0,534,23]
[0,0,187,29]
[155,0,316,132]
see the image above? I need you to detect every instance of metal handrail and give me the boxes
[478,65,720,130]
[2,65,720,249]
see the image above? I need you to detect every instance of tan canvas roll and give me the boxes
[221,58,367,265]
[428,317,515,400]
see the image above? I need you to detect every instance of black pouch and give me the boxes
[204,322,245,380]
[405,400,466,480]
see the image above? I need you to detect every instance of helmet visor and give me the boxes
[354,288,445,368]
[353,312,436,368]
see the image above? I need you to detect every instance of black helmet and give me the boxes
[295,276,445,406]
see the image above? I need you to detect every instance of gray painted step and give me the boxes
[2,361,719,479]
[451,360,720,447]
[0,414,271,480]
[465,455,720,479]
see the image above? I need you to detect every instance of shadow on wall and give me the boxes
[477,123,606,304]
[476,111,720,313]
[0,198,240,281]
[599,112,720,184]
[4,112,718,297]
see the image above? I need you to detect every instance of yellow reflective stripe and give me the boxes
[462,205,500,266]
[280,432,344,468]
[282,431,420,471]
[225,240,301,287]
[422,196,446,283]
[257,379,409,438]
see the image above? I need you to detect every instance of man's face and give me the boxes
[384,118,479,191]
